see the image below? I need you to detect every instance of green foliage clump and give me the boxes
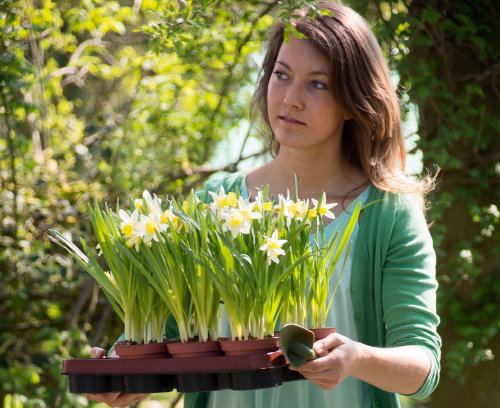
[355,1,499,401]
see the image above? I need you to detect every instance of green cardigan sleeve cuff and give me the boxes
[404,345,441,399]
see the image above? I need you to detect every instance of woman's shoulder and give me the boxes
[363,186,429,232]
[367,185,425,213]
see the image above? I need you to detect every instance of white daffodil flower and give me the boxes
[253,191,273,212]
[237,197,262,222]
[125,227,144,251]
[143,190,163,217]
[278,193,299,226]
[259,230,287,265]
[119,209,140,237]
[160,206,185,230]
[134,198,144,212]
[140,213,167,243]
[221,208,251,237]
[209,186,238,216]
[293,198,310,220]
[311,193,337,219]
[160,207,177,223]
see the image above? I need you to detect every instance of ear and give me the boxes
[343,109,353,120]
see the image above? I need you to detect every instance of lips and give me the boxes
[278,115,306,125]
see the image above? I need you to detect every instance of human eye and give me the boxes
[273,70,288,80]
[311,80,327,90]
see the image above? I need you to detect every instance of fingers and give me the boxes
[299,370,343,390]
[86,392,148,407]
[86,347,148,406]
[298,351,345,373]
[90,347,107,358]
[312,333,345,356]
[296,334,345,373]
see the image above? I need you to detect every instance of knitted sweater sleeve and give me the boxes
[381,194,441,399]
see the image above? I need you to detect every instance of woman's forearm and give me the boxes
[352,344,430,395]
[295,333,431,395]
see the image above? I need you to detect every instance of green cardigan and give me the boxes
[185,172,441,408]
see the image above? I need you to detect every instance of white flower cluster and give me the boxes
[119,190,183,251]
[118,187,337,265]
[208,187,337,265]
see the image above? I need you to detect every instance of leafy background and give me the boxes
[1,0,498,407]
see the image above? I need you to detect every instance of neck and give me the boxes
[270,145,364,199]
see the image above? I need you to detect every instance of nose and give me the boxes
[283,83,304,110]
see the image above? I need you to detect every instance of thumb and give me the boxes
[89,347,106,358]
[312,333,345,356]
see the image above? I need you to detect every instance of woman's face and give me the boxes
[267,35,346,152]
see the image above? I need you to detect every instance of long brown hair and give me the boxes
[251,1,435,205]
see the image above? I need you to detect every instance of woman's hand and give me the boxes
[291,332,364,390]
[85,347,149,408]
[292,332,431,394]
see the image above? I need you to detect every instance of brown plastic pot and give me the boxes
[166,340,222,358]
[115,341,169,359]
[309,327,336,341]
[219,337,280,356]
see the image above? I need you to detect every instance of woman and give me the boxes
[87,2,441,407]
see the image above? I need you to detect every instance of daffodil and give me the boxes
[142,190,163,217]
[221,208,251,237]
[312,193,337,219]
[278,194,300,225]
[161,207,186,231]
[259,230,287,265]
[253,191,273,212]
[236,197,262,222]
[293,198,310,220]
[134,198,144,212]
[119,209,140,237]
[209,187,238,216]
[139,213,167,243]
[160,207,178,224]
[126,233,143,251]
[124,219,145,250]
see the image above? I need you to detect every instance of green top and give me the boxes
[184,172,441,408]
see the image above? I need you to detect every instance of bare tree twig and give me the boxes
[200,1,278,163]
[26,16,50,150]
[47,66,79,80]
[0,88,19,241]
[179,147,268,194]
[69,38,108,65]
[91,302,112,346]
[61,66,90,87]
[65,277,94,330]
[237,123,253,163]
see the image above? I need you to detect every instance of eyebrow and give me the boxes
[275,60,330,77]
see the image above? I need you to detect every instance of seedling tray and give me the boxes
[62,351,305,393]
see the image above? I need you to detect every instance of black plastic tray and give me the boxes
[62,351,306,393]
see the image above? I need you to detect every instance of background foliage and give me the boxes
[1,0,498,407]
